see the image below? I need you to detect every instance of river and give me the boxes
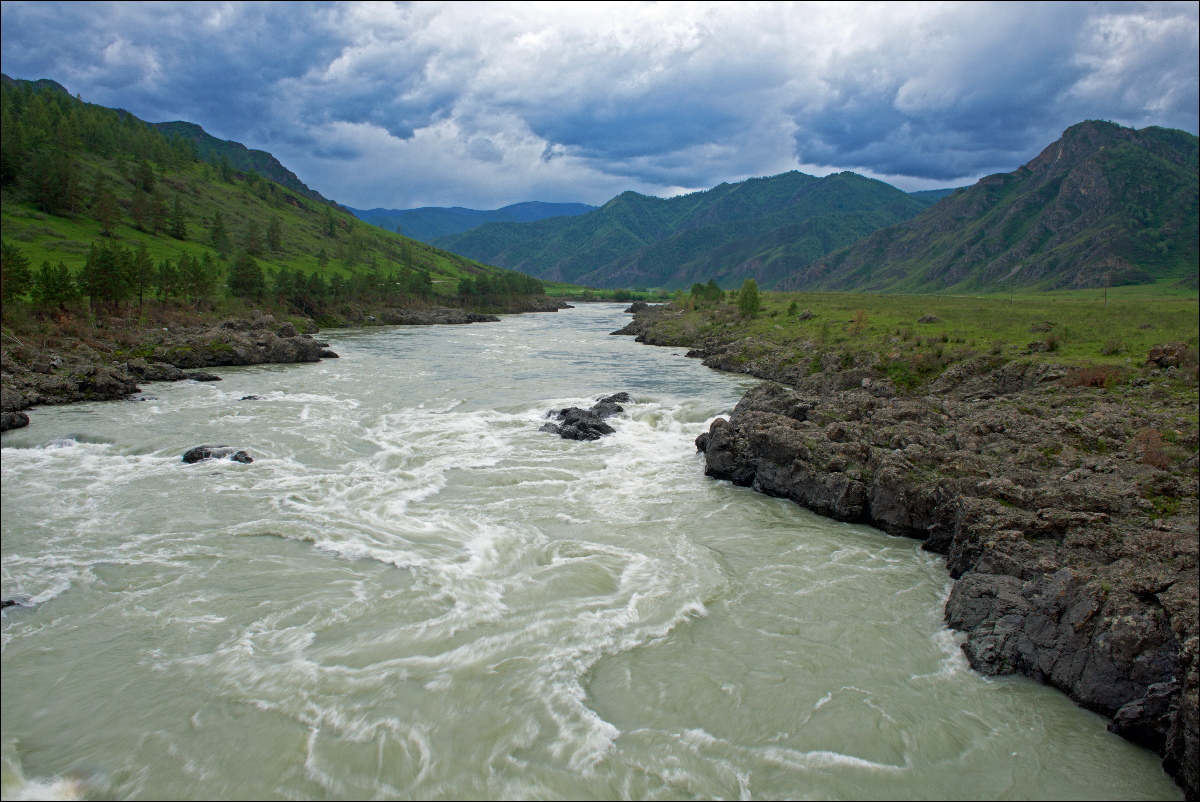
[0,303,1181,800]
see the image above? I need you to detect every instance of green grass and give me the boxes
[668,288,1199,368]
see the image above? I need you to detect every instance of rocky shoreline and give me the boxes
[1,302,569,431]
[617,304,1199,798]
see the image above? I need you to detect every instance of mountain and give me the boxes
[152,121,343,209]
[1,75,537,312]
[349,201,596,242]
[779,121,1199,293]
[431,171,938,289]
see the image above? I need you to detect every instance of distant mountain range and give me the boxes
[347,202,596,243]
[779,121,1199,292]
[429,172,952,289]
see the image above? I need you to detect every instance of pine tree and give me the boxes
[94,183,121,237]
[129,241,154,306]
[228,251,264,301]
[243,218,263,256]
[1,240,34,304]
[155,258,178,302]
[267,216,282,252]
[32,260,77,308]
[169,195,187,240]
[209,210,229,256]
[151,194,169,235]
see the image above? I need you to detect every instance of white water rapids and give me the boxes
[1,304,1181,799]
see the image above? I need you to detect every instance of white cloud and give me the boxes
[2,1,1196,208]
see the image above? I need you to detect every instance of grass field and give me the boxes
[658,288,1199,368]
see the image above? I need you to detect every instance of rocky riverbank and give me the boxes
[617,304,1200,798]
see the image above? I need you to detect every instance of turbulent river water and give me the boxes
[0,304,1182,800]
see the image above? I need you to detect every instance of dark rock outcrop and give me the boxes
[1,410,30,432]
[182,445,253,464]
[380,308,500,326]
[697,377,1198,796]
[540,393,630,440]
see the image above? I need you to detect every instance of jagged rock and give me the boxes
[126,359,187,382]
[1147,341,1191,368]
[917,314,940,323]
[277,322,298,338]
[319,349,339,358]
[379,308,500,325]
[187,371,222,382]
[240,395,260,401]
[182,445,253,464]
[541,393,629,440]
[1,410,30,431]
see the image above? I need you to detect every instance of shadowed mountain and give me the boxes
[349,201,596,242]
[431,171,939,289]
[779,121,1199,293]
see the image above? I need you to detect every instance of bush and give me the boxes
[1065,366,1122,388]
[1132,429,1171,470]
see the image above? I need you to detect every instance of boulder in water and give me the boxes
[541,393,630,440]
[1,410,30,432]
[182,445,253,464]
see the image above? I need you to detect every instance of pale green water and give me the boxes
[0,304,1181,800]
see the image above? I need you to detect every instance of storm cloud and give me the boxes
[2,1,1196,208]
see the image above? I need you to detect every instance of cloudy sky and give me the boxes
[2,1,1197,210]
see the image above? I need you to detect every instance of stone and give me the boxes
[182,445,253,464]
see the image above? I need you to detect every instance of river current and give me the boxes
[0,304,1181,800]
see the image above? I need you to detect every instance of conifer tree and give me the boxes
[129,241,154,306]
[209,210,229,256]
[151,194,169,235]
[169,195,187,240]
[267,216,282,252]
[243,218,263,256]
[94,184,121,237]
[155,258,178,302]
[32,260,77,308]
[228,250,264,301]
[1,240,33,305]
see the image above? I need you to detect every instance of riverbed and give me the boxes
[1,304,1181,799]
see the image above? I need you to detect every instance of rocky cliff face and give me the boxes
[696,370,1198,797]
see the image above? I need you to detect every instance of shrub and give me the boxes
[1047,332,1061,351]
[849,309,868,336]
[1065,366,1122,388]
[991,340,1004,355]
[1100,337,1123,356]
[1132,429,1171,470]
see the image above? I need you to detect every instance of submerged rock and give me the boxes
[182,445,253,464]
[187,371,222,382]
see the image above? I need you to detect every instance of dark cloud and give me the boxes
[2,2,1195,208]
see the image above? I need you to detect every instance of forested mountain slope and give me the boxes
[349,201,596,242]
[779,121,1199,293]
[431,171,937,289]
[1,76,545,320]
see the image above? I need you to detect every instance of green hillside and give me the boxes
[1,76,546,323]
[780,121,1199,294]
[431,171,936,289]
